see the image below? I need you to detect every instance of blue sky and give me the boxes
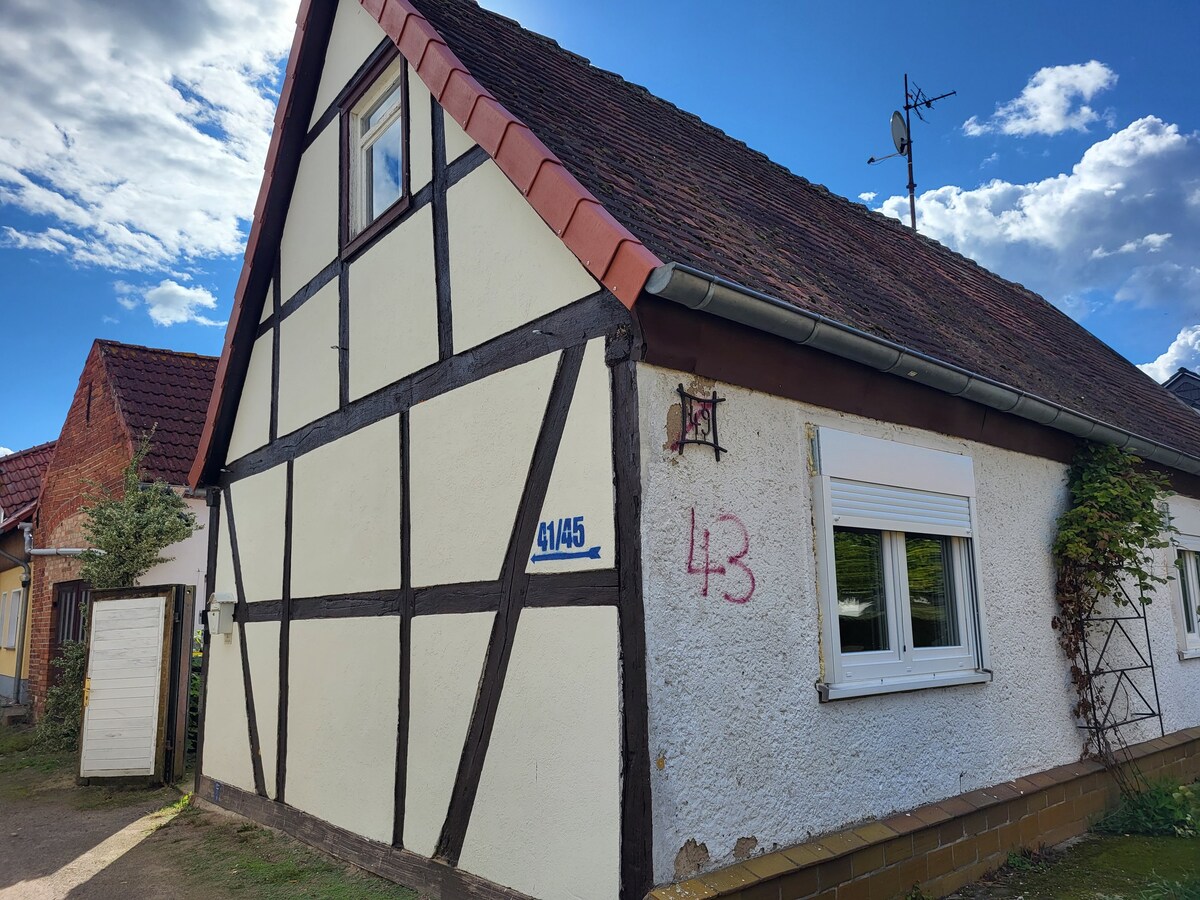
[2,0,1199,453]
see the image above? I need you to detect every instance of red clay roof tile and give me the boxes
[0,441,55,533]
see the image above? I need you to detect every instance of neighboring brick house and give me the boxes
[27,340,217,716]
[0,441,55,706]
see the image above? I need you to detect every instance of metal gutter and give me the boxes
[643,262,1200,477]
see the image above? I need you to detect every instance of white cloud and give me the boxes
[0,0,295,272]
[964,61,1117,137]
[0,447,11,457]
[1139,325,1200,382]
[102,315,119,324]
[140,279,226,326]
[878,117,1200,326]
[858,191,877,203]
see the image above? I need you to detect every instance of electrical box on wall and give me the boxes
[206,593,235,635]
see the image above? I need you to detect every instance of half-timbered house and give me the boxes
[190,2,1200,898]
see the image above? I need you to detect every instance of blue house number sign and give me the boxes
[531,515,601,563]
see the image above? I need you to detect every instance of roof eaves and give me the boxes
[360,0,663,306]
[645,262,1200,478]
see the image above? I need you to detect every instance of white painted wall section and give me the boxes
[142,497,208,605]
[408,66,433,195]
[636,363,1095,882]
[447,160,599,350]
[201,631,255,794]
[310,0,386,129]
[404,611,494,857]
[348,205,439,400]
[527,338,615,574]
[443,113,476,162]
[226,333,272,461]
[279,127,339,299]
[244,621,281,799]
[292,416,402,596]
[286,618,400,844]
[409,353,556,586]
[277,280,340,436]
[459,606,620,900]
[261,281,275,323]
[226,466,287,604]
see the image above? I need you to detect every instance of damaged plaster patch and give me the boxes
[732,836,758,859]
[674,839,710,880]
[662,374,717,457]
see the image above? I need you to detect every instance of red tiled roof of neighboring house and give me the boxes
[0,441,55,533]
[97,341,218,485]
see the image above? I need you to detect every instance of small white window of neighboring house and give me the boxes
[2,589,21,650]
[813,427,990,701]
[346,56,408,243]
[1173,542,1200,658]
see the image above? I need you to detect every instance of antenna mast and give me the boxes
[867,74,956,231]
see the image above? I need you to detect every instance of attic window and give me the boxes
[343,54,409,253]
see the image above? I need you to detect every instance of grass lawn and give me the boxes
[0,723,417,899]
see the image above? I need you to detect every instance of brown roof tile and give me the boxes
[0,441,55,532]
[96,341,218,485]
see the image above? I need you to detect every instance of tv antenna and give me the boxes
[867,74,956,231]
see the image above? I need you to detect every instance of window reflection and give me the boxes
[834,528,889,652]
[906,535,959,648]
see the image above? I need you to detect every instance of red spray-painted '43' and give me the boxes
[686,508,756,604]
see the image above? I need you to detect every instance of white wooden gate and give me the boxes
[79,595,167,778]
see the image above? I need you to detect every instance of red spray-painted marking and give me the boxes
[687,508,756,604]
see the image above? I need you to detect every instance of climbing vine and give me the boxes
[1052,442,1173,773]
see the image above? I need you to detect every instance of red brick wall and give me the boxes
[27,345,134,715]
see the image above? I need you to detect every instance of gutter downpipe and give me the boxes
[643,262,1200,477]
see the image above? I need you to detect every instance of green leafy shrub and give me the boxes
[188,630,203,757]
[1095,781,1199,838]
[33,617,89,752]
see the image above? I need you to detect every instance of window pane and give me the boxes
[906,535,960,648]
[365,84,401,132]
[1182,552,1198,634]
[366,117,404,220]
[834,528,889,653]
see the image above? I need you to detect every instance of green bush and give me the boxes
[1095,781,1199,838]
[33,631,88,752]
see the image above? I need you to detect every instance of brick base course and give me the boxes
[652,727,1200,900]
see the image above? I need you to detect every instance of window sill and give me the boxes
[817,669,992,702]
[1179,648,1200,661]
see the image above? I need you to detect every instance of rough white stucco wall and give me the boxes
[409,352,556,586]
[226,332,272,461]
[348,204,439,400]
[527,338,615,574]
[636,363,1100,882]
[310,0,385,129]
[459,606,620,900]
[1152,496,1200,729]
[244,621,281,799]
[201,629,255,793]
[286,617,400,844]
[408,67,433,195]
[404,611,494,858]
[226,466,287,604]
[280,125,339,300]
[443,113,475,163]
[292,416,402,597]
[447,160,599,351]
[277,280,340,437]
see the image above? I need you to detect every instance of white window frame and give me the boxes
[1172,538,1200,659]
[2,588,21,650]
[812,428,991,701]
[348,58,407,237]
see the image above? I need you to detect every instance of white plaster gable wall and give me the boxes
[214,504,235,599]
[292,416,402,596]
[409,352,557,586]
[309,0,386,129]
[447,160,599,351]
[527,338,616,574]
[226,465,287,604]
[636,363,1097,882]
[286,617,400,844]
[408,66,433,195]
[244,621,281,799]
[279,126,339,300]
[277,280,340,436]
[348,204,439,400]
[141,496,209,623]
[225,332,272,461]
[201,629,255,794]
[404,611,494,857]
[443,113,476,163]
[261,281,275,324]
[459,606,620,900]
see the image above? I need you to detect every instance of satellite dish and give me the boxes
[891,110,908,153]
